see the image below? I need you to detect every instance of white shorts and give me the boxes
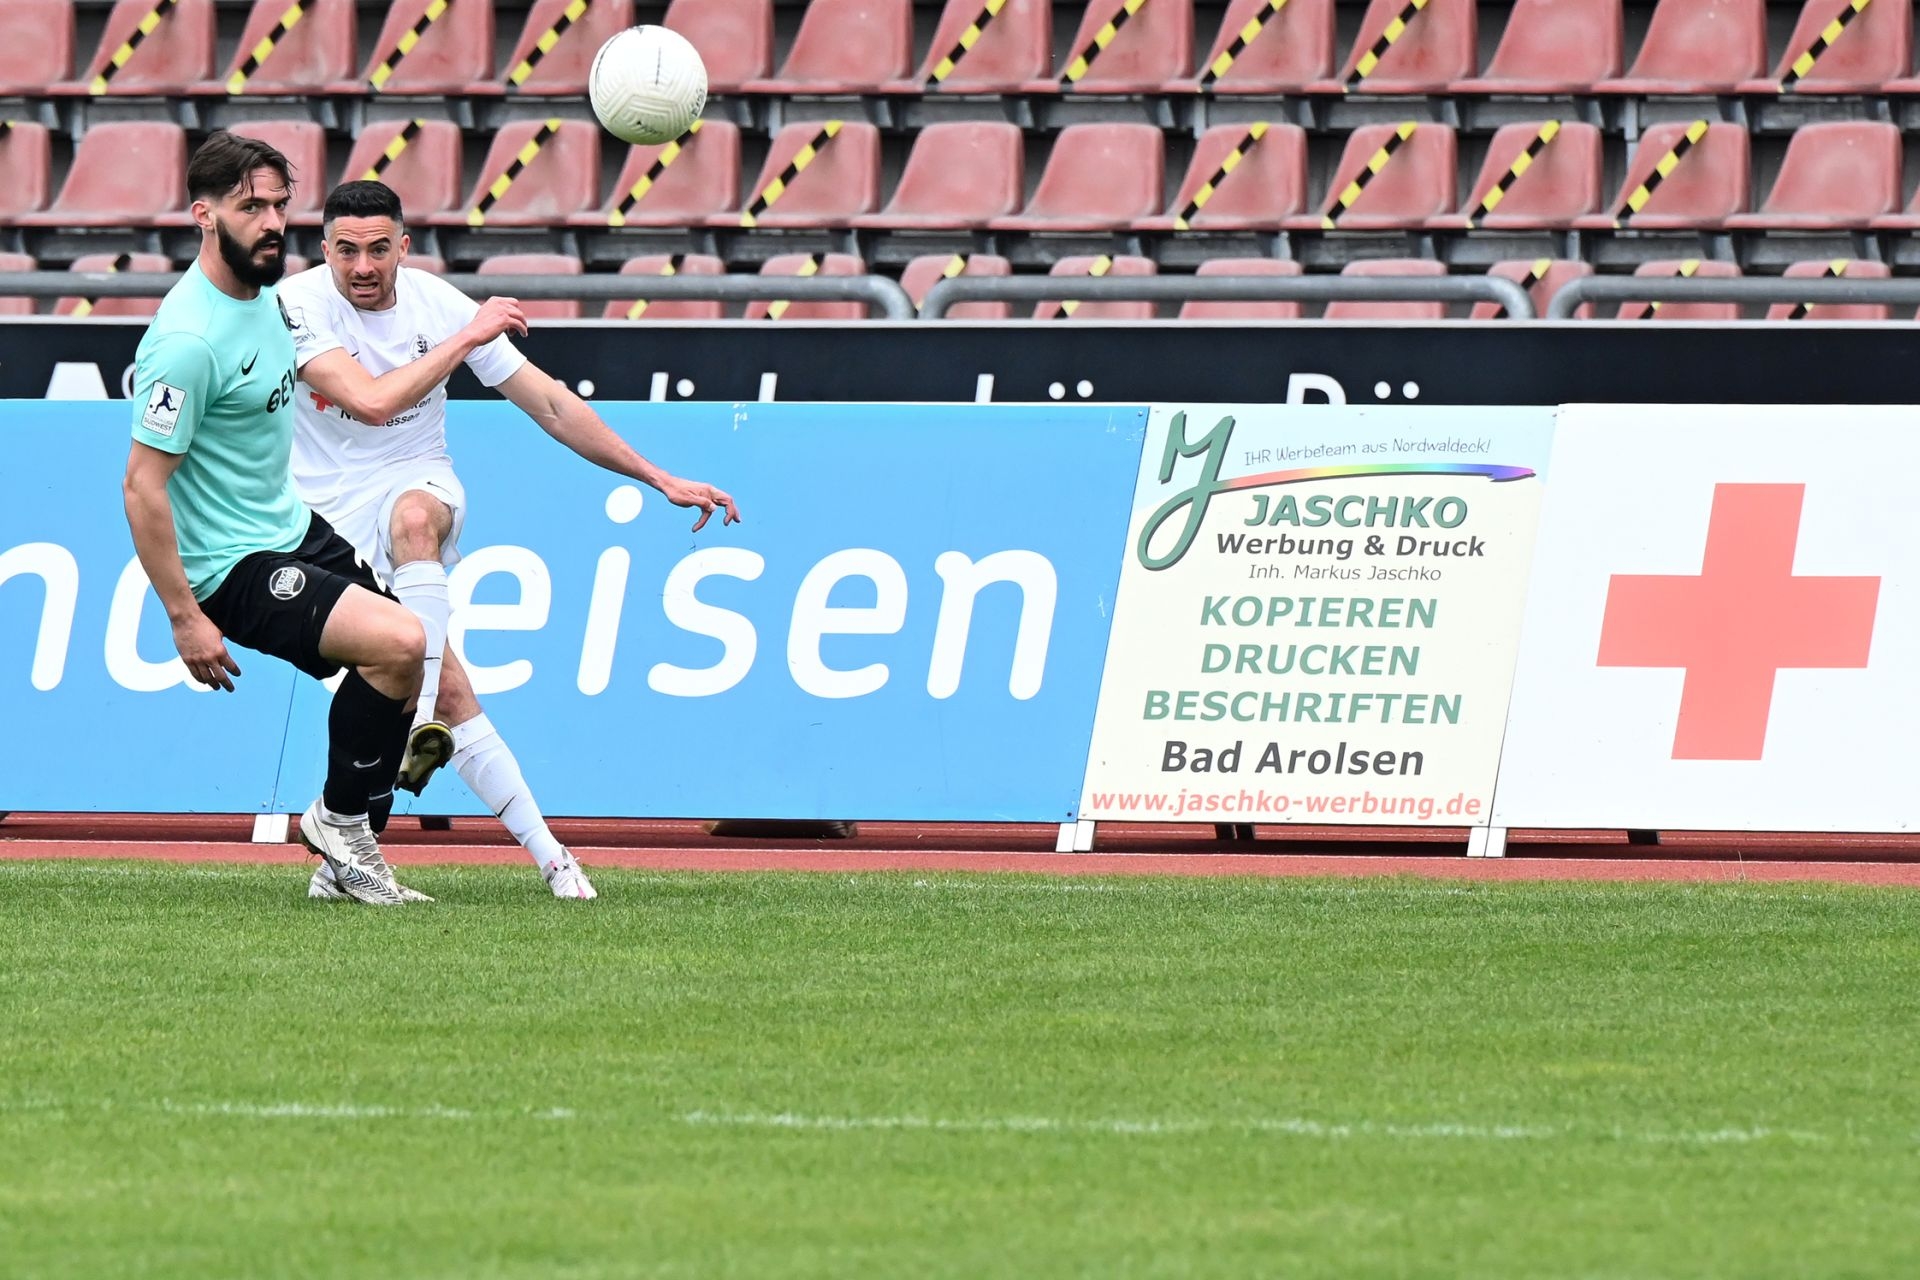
[320,461,468,583]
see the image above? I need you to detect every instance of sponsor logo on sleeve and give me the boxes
[142,382,184,436]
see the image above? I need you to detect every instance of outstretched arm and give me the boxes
[299,297,529,427]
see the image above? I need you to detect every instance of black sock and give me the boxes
[367,787,394,835]
[322,671,414,819]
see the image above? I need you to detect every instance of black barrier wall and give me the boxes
[3,321,1909,406]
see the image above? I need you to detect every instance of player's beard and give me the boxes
[215,217,286,288]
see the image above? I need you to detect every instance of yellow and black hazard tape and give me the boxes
[928,0,1008,85]
[764,254,824,321]
[1636,258,1704,318]
[1201,0,1290,86]
[370,0,455,91]
[1485,257,1553,318]
[1467,120,1560,226]
[1782,258,1852,320]
[467,118,563,226]
[70,252,134,318]
[509,0,591,88]
[625,254,687,320]
[1323,121,1416,229]
[1782,0,1871,90]
[361,119,427,181]
[1063,0,1149,85]
[1175,122,1268,230]
[91,0,181,95]
[227,0,310,94]
[609,120,701,227]
[1056,254,1116,318]
[1347,0,1429,90]
[1617,120,1708,227]
[740,121,841,228]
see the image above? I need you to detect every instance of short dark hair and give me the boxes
[323,180,406,230]
[188,130,295,203]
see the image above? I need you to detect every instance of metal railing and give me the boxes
[917,272,1535,319]
[1548,275,1920,320]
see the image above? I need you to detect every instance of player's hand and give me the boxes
[464,296,529,346]
[661,477,741,532]
[172,611,241,692]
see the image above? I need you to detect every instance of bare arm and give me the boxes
[122,442,240,691]
[298,296,529,427]
[497,363,741,530]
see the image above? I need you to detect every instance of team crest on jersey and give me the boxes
[415,334,431,357]
[268,567,307,601]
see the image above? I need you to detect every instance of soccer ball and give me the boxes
[588,25,709,147]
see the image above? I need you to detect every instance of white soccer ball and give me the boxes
[589,25,709,147]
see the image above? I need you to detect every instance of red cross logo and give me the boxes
[309,389,335,414]
[1597,484,1879,761]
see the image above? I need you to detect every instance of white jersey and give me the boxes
[279,264,526,511]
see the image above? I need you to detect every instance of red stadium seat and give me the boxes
[54,252,172,317]
[665,0,773,93]
[1323,258,1447,320]
[888,0,1051,93]
[1028,0,1192,93]
[478,253,583,319]
[1033,254,1156,320]
[0,0,74,94]
[0,251,35,315]
[725,120,880,228]
[17,122,186,228]
[1170,0,1333,94]
[1286,122,1456,231]
[1135,122,1307,232]
[746,253,868,320]
[481,0,634,94]
[406,254,447,274]
[900,252,1013,319]
[1178,258,1304,320]
[1433,121,1602,230]
[1725,122,1900,230]
[1317,0,1475,94]
[211,0,355,95]
[347,0,493,94]
[1765,259,1890,321]
[1594,0,1765,94]
[990,124,1163,232]
[569,120,740,228]
[0,122,53,223]
[225,121,327,220]
[1575,121,1749,230]
[444,119,601,227]
[745,0,912,94]
[852,122,1024,230]
[59,0,213,95]
[603,253,726,321]
[1744,0,1910,94]
[332,119,464,224]
[1616,258,1741,320]
[1473,258,1594,320]
[1452,0,1621,94]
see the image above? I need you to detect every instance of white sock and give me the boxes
[391,559,449,726]
[450,714,566,870]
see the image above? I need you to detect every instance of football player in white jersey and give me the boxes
[280,180,740,900]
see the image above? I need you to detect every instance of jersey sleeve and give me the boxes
[130,331,218,455]
[277,280,344,369]
[425,271,529,389]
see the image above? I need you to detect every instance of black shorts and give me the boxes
[199,512,395,681]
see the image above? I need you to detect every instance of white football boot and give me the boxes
[543,851,597,900]
[307,860,434,903]
[297,802,408,906]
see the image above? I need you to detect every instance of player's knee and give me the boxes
[391,501,440,551]
[389,613,427,668]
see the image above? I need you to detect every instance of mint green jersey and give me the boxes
[130,263,309,599]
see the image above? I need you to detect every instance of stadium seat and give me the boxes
[1616,258,1741,320]
[0,122,53,223]
[1433,121,1602,230]
[725,120,880,228]
[1742,0,1910,94]
[1575,121,1749,230]
[888,0,1051,93]
[225,121,327,220]
[569,120,741,228]
[1135,122,1307,232]
[664,0,773,93]
[0,0,74,95]
[1316,0,1475,94]
[746,253,869,320]
[1323,258,1447,320]
[1764,259,1890,321]
[0,252,35,315]
[210,0,356,95]
[1594,0,1765,94]
[1286,122,1456,231]
[1724,122,1899,230]
[1178,258,1304,320]
[744,0,912,94]
[332,119,464,224]
[54,252,171,317]
[16,122,186,228]
[900,252,1013,319]
[603,253,726,321]
[481,0,634,94]
[1452,0,1621,94]
[59,0,213,95]
[346,0,493,94]
[1473,259,1594,320]
[852,122,1024,230]
[1033,254,1156,320]
[477,253,583,319]
[1027,0,1192,93]
[443,119,601,227]
[1170,0,1333,94]
[990,124,1164,232]
[406,254,447,274]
